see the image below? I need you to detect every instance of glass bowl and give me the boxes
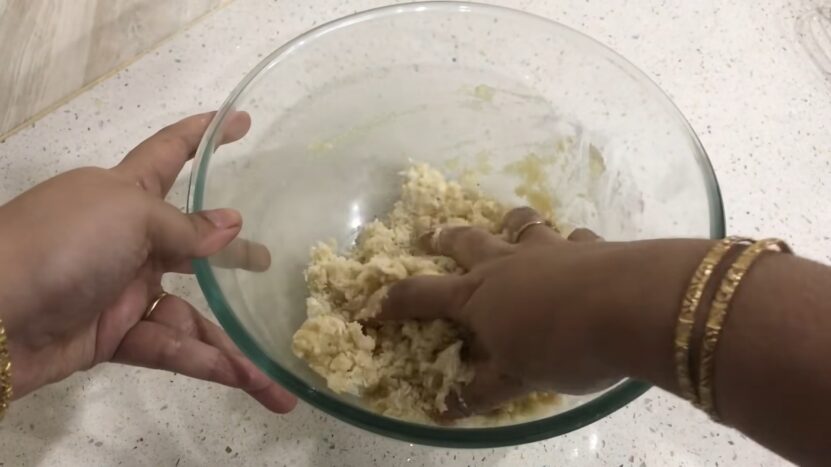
[188,1,724,448]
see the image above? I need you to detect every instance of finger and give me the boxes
[210,238,272,272]
[147,202,242,268]
[149,295,297,411]
[148,294,245,358]
[115,111,251,196]
[501,207,562,244]
[114,319,296,413]
[421,225,513,270]
[145,293,210,337]
[440,360,526,420]
[374,274,478,323]
[567,228,602,242]
[169,238,271,273]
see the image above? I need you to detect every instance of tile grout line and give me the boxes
[0,0,237,143]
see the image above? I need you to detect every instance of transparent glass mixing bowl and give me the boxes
[188,1,724,448]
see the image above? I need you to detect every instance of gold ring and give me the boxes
[511,219,553,243]
[143,292,170,319]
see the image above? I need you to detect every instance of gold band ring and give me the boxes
[511,219,553,243]
[144,292,170,319]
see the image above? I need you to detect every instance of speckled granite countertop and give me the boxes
[0,0,828,465]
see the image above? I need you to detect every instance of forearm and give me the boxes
[716,253,831,464]
[600,239,714,391]
[606,240,831,465]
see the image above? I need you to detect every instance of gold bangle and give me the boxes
[0,318,12,420]
[696,238,792,419]
[675,237,751,404]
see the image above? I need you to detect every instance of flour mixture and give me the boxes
[291,164,559,424]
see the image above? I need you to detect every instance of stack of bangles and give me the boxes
[674,237,792,420]
[0,318,11,420]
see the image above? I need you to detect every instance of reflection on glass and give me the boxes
[349,202,363,230]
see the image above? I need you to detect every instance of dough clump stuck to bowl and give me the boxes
[292,163,558,424]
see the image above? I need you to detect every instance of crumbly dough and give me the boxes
[292,163,559,424]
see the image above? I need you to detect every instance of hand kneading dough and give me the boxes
[292,163,559,424]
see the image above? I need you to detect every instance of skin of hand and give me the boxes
[376,207,712,417]
[0,111,296,413]
[379,206,831,466]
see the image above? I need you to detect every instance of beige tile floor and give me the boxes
[0,0,231,137]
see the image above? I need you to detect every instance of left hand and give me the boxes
[0,111,296,413]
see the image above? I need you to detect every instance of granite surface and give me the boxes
[1,0,829,465]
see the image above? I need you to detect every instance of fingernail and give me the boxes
[201,209,241,229]
[416,228,442,253]
[356,286,388,320]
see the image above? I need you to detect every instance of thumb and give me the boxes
[147,201,242,266]
[441,360,526,420]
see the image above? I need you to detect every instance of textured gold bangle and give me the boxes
[697,238,792,419]
[0,318,12,420]
[675,237,751,404]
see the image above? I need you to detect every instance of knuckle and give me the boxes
[442,225,472,245]
[568,227,599,241]
[444,225,486,245]
[502,206,542,230]
[135,172,162,193]
[156,133,192,156]
[177,317,199,338]
[207,351,235,385]
[159,336,184,364]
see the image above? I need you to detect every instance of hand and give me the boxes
[376,207,710,418]
[0,112,296,413]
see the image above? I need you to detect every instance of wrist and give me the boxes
[0,301,49,399]
[596,239,716,391]
[0,220,39,399]
[0,239,28,340]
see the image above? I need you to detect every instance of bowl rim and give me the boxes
[188,0,725,448]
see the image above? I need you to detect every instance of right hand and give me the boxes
[376,207,706,418]
[375,207,623,417]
